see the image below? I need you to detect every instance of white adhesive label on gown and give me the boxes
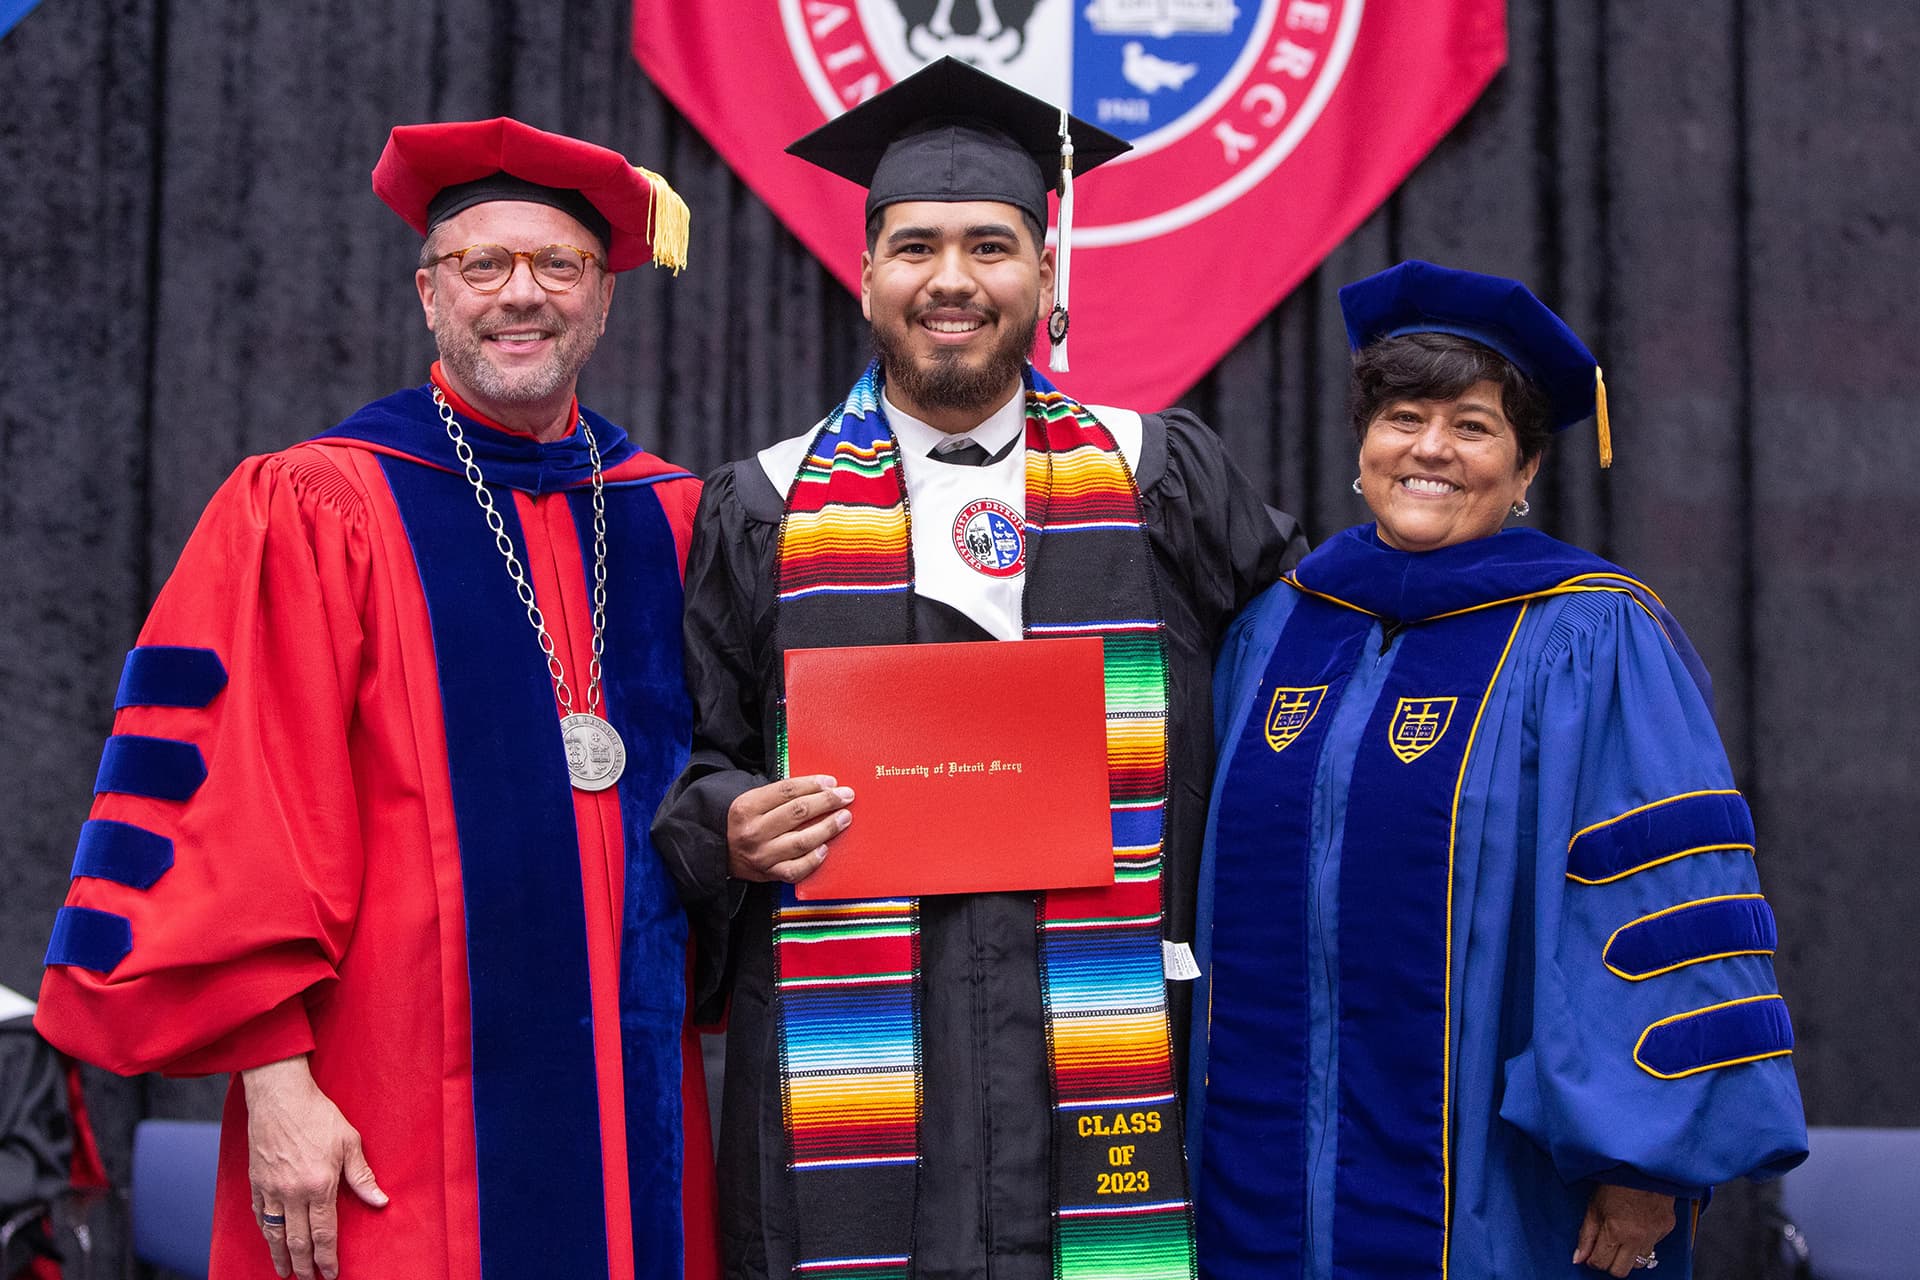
[1163,940,1201,982]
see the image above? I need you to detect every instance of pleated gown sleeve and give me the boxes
[36,451,371,1076]
[1498,590,1808,1193]
[652,463,780,1021]
[1145,409,1307,642]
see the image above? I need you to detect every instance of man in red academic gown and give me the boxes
[35,119,719,1280]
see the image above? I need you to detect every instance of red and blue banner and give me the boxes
[633,1,1505,409]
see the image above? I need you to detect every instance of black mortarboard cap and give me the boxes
[785,57,1131,227]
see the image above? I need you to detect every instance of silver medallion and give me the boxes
[561,713,626,792]
[438,391,628,794]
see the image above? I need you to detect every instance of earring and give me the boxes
[1510,499,1531,519]
[1351,477,1364,495]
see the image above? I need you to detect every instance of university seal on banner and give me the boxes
[1387,696,1457,764]
[633,1,1506,408]
[779,1,1351,237]
[1265,685,1327,752]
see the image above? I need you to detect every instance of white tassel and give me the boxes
[1049,107,1074,374]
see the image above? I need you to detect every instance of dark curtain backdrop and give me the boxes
[2,2,1914,1276]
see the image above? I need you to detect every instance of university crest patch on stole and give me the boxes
[952,497,1027,578]
[1265,685,1327,751]
[1388,696,1457,763]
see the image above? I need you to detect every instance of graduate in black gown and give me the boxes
[652,58,1305,1280]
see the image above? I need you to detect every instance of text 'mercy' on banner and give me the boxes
[633,1,1505,409]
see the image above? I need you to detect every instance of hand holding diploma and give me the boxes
[727,774,856,884]
[782,639,1113,899]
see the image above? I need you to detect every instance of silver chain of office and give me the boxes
[433,387,625,790]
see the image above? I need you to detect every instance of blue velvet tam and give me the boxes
[1339,260,1601,433]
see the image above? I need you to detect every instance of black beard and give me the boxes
[872,303,1037,417]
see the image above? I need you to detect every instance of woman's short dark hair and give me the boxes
[1349,332,1554,466]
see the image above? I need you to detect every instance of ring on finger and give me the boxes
[1634,1251,1658,1270]
[260,1211,287,1227]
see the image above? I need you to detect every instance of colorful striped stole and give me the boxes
[772,361,1196,1280]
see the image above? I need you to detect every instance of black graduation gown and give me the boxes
[654,408,1305,1280]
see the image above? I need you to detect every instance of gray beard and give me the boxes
[872,305,1037,418]
[433,300,601,409]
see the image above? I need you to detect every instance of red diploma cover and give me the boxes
[784,637,1116,900]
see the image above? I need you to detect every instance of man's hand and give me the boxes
[241,1055,389,1280]
[727,775,854,884]
[1572,1183,1676,1276]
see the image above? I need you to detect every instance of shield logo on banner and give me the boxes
[633,1,1505,409]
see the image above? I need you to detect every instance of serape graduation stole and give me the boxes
[772,361,1197,1280]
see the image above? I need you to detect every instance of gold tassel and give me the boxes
[1594,366,1613,469]
[636,166,690,274]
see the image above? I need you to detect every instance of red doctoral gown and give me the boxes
[37,372,719,1280]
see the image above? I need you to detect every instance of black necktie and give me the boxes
[928,438,1016,466]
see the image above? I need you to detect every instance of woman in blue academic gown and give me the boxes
[1186,262,1807,1279]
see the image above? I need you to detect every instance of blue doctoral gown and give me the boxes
[1186,525,1806,1280]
